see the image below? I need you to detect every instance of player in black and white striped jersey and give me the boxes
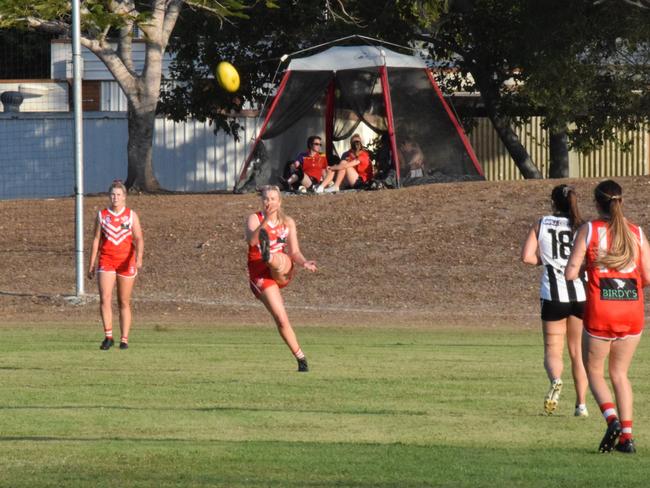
[521,185,589,417]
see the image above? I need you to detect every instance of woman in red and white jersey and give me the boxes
[521,185,588,417]
[88,180,144,351]
[566,180,650,454]
[245,185,317,372]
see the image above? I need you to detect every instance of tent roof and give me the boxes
[287,45,427,72]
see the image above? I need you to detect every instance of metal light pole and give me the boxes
[72,0,85,295]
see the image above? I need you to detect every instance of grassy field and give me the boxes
[1,324,649,487]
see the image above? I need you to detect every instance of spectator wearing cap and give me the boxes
[315,134,373,193]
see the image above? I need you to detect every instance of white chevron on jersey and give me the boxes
[538,215,586,303]
[99,208,133,246]
[263,216,289,255]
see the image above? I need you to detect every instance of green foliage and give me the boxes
[417,0,650,153]
[3,324,650,486]
[0,1,251,36]
[158,0,418,135]
[0,0,69,28]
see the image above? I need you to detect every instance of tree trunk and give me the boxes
[548,129,570,178]
[486,111,543,179]
[125,102,161,192]
[470,67,543,179]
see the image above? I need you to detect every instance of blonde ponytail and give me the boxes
[593,181,638,271]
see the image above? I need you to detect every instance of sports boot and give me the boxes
[615,438,636,454]
[297,357,309,372]
[259,228,271,263]
[544,379,563,415]
[599,419,622,453]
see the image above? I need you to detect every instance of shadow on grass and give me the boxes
[0,404,427,416]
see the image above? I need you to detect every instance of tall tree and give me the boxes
[415,0,649,178]
[159,0,419,131]
[413,0,543,178]
[510,1,650,176]
[0,1,255,191]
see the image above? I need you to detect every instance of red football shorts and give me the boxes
[248,259,294,298]
[98,252,137,278]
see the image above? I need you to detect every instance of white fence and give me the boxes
[0,112,260,199]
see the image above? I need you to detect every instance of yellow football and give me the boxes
[216,61,240,93]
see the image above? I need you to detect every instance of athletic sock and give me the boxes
[599,402,618,424]
[105,329,113,339]
[293,348,305,360]
[120,336,128,344]
[620,420,633,442]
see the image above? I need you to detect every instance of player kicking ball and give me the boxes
[245,185,318,371]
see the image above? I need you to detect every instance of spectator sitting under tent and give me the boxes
[314,134,373,193]
[399,137,425,179]
[282,135,328,193]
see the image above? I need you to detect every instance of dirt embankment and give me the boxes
[3,177,650,327]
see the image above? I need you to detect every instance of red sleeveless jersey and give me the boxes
[99,207,135,260]
[584,220,644,338]
[247,212,289,264]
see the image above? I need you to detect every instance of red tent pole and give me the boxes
[236,70,293,185]
[426,69,484,177]
[379,66,401,186]
[325,78,335,160]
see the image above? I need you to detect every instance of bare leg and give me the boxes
[344,167,360,187]
[333,169,346,188]
[319,169,335,189]
[300,174,313,189]
[609,335,641,421]
[258,284,302,355]
[267,252,293,286]
[116,275,136,342]
[542,320,565,381]
[566,315,589,405]
[97,272,117,334]
[582,332,613,406]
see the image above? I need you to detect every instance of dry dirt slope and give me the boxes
[2,176,650,327]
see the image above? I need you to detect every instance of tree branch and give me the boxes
[161,0,183,50]
[593,0,650,8]
[24,16,70,35]
[325,0,359,24]
[80,36,138,104]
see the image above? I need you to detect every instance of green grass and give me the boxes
[1,324,649,487]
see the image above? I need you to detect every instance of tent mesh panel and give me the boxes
[388,68,482,185]
[238,66,482,191]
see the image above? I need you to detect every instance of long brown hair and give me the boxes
[260,185,286,225]
[551,184,583,232]
[593,179,638,270]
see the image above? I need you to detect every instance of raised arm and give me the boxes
[565,224,589,281]
[285,217,317,272]
[521,221,541,266]
[245,213,265,247]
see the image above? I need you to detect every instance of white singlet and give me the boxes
[538,215,586,303]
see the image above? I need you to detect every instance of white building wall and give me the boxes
[51,41,174,80]
[0,113,260,199]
